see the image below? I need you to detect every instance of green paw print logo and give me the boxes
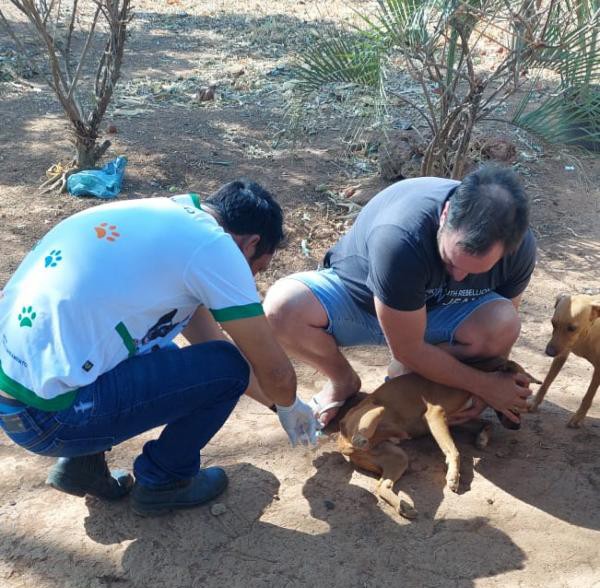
[18,306,37,328]
[44,249,63,268]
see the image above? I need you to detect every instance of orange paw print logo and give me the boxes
[95,223,120,242]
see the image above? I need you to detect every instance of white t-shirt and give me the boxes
[0,194,262,410]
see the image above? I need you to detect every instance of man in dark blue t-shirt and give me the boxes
[264,166,536,427]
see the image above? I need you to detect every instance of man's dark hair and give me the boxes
[445,165,529,254]
[206,179,285,258]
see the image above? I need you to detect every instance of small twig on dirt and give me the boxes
[38,160,76,194]
[229,550,279,565]
[270,128,286,150]
[202,160,233,166]
[39,174,67,194]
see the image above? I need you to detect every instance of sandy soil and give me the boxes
[0,1,599,587]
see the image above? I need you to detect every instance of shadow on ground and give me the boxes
[77,461,525,587]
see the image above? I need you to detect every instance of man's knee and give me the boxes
[456,301,521,357]
[264,278,317,340]
[481,312,520,356]
[264,279,293,336]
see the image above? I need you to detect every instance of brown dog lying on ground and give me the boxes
[334,358,539,519]
[529,294,600,427]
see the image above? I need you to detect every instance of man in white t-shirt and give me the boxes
[0,179,317,515]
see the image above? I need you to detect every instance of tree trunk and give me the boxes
[74,126,110,169]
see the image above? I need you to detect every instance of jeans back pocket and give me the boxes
[0,409,60,451]
[0,412,30,434]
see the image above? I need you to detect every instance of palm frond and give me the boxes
[512,89,600,147]
[294,30,384,93]
[530,7,600,86]
[357,0,438,49]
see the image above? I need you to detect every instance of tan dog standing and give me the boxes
[530,294,600,427]
[336,358,539,519]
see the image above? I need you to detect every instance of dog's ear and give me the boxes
[591,302,600,322]
[554,293,568,308]
[521,370,542,385]
[502,360,542,385]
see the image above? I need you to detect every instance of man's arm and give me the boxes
[374,297,531,421]
[182,307,274,406]
[217,314,296,408]
[182,306,288,407]
[221,313,319,447]
[182,305,227,344]
[448,293,525,424]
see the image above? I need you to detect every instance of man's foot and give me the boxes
[46,452,133,500]
[387,358,412,379]
[130,467,228,516]
[309,375,361,428]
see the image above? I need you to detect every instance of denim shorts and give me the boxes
[289,268,504,347]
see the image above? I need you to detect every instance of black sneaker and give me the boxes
[46,452,133,500]
[131,467,228,516]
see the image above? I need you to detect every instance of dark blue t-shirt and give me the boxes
[324,177,537,315]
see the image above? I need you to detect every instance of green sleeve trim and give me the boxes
[210,303,264,323]
[115,322,137,357]
[0,360,77,411]
[190,193,202,210]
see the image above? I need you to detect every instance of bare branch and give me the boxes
[67,4,101,102]
[404,55,440,135]
[387,90,435,134]
[42,0,58,27]
[64,0,78,83]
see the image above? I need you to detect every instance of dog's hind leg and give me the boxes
[568,368,600,428]
[424,405,461,492]
[370,442,417,519]
[350,405,386,448]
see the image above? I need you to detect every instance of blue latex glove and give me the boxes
[276,396,319,447]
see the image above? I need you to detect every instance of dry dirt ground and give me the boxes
[1,1,600,587]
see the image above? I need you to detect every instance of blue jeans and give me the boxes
[290,269,505,346]
[0,341,250,485]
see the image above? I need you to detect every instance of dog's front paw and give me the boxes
[398,498,418,520]
[446,470,460,493]
[475,423,492,449]
[567,415,583,428]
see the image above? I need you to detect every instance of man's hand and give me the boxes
[482,371,532,424]
[448,396,488,425]
[276,397,319,447]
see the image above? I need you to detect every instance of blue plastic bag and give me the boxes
[67,156,127,199]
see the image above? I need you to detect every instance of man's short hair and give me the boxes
[206,179,285,258]
[446,165,529,254]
